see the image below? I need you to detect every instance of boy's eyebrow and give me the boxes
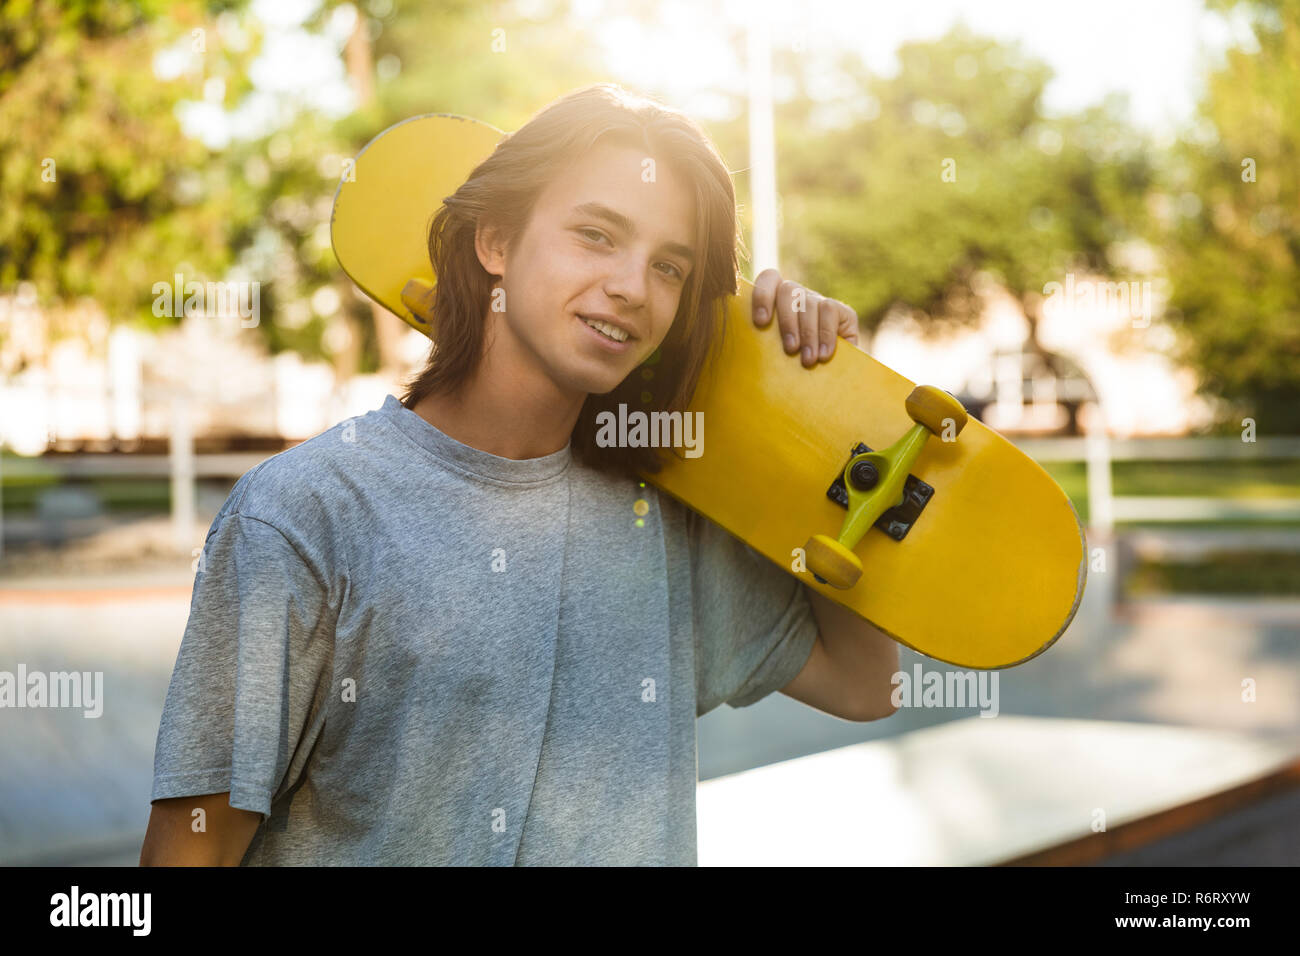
[572,201,695,265]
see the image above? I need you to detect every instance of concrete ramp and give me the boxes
[697,716,1300,866]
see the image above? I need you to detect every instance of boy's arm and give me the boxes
[139,793,262,866]
[748,268,896,720]
[780,585,900,722]
[149,507,332,862]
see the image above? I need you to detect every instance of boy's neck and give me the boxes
[408,335,585,461]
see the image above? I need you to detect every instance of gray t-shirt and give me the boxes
[150,393,818,865]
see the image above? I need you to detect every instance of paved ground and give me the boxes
[0,570,193,866]
[2,531,1298,865]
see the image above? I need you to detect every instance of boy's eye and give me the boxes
[580,227,684,281]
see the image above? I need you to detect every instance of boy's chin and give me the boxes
[578,377,627,398]
[562,365,634,398]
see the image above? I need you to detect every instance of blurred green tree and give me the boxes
[0,0,258,327]
[741,24,1155,395]
[1160,0,1300,433]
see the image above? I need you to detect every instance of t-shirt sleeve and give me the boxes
[150,511,334,820]
[689,507,819,716]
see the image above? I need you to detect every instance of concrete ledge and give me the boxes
[697,716,1300,866]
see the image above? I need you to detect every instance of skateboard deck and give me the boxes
[332,113,1088,669]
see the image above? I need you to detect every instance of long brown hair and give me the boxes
[398,83,742,478]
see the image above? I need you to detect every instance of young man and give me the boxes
[141,84,898,866]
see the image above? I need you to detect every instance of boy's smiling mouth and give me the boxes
[576,312,636,346]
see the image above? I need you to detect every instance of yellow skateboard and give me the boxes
[332,113,1088,669]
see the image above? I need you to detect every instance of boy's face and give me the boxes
[476,139,697,401]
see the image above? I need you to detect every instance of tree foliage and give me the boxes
[0,0,256,324]
[1160,0,1300,432]
[754,24,1154,361]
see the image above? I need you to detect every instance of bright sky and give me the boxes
[588,0,1252,136]
[171,0,1253,147]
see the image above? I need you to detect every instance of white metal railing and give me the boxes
[1015,435,1300,462]
[0,452,269,479]
[1013,435,1300,533]
[0,398,278,560]
[5,431,1299,563]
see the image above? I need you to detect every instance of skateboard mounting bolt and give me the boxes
[849,460,879,490]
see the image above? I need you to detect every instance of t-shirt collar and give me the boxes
[377,394,571,483]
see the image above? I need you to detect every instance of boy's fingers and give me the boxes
[775,279,801,354]
[794,287,821,365]
[817,298,840,361]
[834,300,860,346]
[751,268,782,325]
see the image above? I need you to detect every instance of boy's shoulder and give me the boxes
[215,410,386,535]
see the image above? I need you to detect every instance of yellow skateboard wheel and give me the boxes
[400,278,436,325]
[905,385,967,437]
[804,534,863,589]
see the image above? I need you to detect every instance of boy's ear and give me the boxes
[474,219,509,278]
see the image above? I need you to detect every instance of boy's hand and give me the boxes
[751,268,860,368]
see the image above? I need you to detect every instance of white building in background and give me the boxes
[868,273,1219,437]
[0,285,406,454]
